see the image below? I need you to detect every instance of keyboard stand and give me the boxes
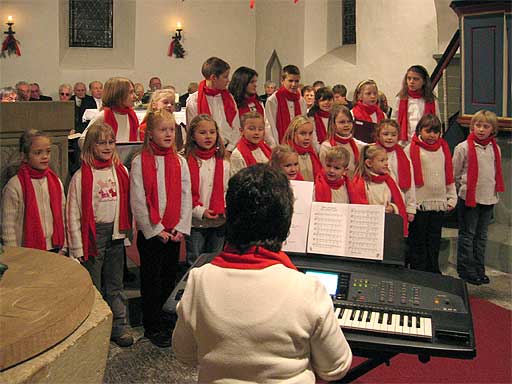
[333,352,398,384]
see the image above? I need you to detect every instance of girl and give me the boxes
[185,114,230,266]
[354,145,408,236]
[404,114,456,274]
[1,130,65,252]
[66,122,133,347]
[351,79,386,124]
[139,89,176,141]
[302,85,315,111]
[378,91,392,118]
[282,115,322,182]
[392,65,440,144]
[228,66,275,146]
[307,86,334,149]
[130,110,191,348]
[270,144,302,181]
[230,111,272,176]
[452,110,504,285]
[374,119,416,222]
[315,146,355,204]
[79,77,138,148]
[320,104,366,175]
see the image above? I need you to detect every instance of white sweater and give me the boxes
[172,263,352,383]
[319,138,366,176]
[229,147,269,177]
[391,97,441,144]
[265,93,307,145]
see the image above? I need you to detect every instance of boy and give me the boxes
[315,146,353,203]
[186,57,240,152]
[265,65,307,145]
[332,84,353,109]
[230,111,272,176]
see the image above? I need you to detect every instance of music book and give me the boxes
[282,180,314,253]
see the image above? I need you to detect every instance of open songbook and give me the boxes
[283,180,385,261]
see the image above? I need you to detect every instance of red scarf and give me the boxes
[275,86,302,143]
[211,245,297,270]
[141,142,182,230]
[314,110,330,144]
[397,90,436,141]
[370,173,408,236]
[139,121,147,141]
[315,171,358,203]
[290,142,323,179]
[80,159,131,260]
[352,101,385,124]
[465,133,505,207]
[350,176,370,204]
[238,95,264,116]
[187,147,225,215]
[103,106,139,141]
[409,135,454,187]
[236,137,271,166]
[17,164,64,250]
[197,80,237,126]
[376,141,412,190]
[330,134,360,161]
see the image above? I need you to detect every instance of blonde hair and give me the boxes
[143,110,177,153]
[281,115,313,145]
[102,77,134,108]
[81,122,120,167]
[373,119,400,142]
[471,109,498,136]
[142,89,176,122]
[323,146,350,168]
[184,114,225,159]
[19,129,49,157]
[327,104,353,139]
[353,79,378,102]
[354,144,386,180]
[270,144,298,168]
[240,111,264,128]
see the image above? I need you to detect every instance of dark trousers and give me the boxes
[456,198,494,278]
[185,225,225,266]
[83,223,127,338]
[408,210,444,273]
[137,231,180,334]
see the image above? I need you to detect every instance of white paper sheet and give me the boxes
[282,180,314,253]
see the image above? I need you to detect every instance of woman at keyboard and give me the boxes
[172,164,352,383]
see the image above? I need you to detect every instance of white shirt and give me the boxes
[79,110,131,148]
[391,97,441,144]
[265,92,307,144]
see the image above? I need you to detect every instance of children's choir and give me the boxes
[1,56,505,359]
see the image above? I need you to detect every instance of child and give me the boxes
[230,111,272,176]
[378,91,392,118]
[265,65,307,145]
[186,57,240,152]
[139,89,176,139]
[452,110,504,285]
[130,110,192,347]
[282,115,322,182]
[79,77,138,148]
[228,66,275,146]
[302,85,315,111]
[270,144,302,181]
[315,146,355,203]
[374,119,416,222]
[332,84,353,109]
[351,79,386,124]
[404,114,456,273]
[185,114,230,266]
[1,130,65,251]
[320,104,366,175]
[391,65,440,144]
[66,122,133,347]
[354,145,408,236]
[308,87,334,148]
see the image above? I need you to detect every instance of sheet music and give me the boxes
[282,180,314,253]
[307,202,385,261]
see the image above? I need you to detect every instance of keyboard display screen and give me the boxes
[305,270,338,296]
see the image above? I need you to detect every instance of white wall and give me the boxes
[0,0,256,98]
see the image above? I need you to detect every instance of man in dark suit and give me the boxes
[178,82,198,109]
[71,82,97,133]
[29,83,53,101]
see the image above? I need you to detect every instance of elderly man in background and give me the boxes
[89,81,103,109]
[15,81,31,101]
[0,87,18,102]
[29,83,53,101]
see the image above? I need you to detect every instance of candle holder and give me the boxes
[168,23,185,59]
[1,17,21,58]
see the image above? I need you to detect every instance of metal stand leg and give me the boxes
[333,353,398,383]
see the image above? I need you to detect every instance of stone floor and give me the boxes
[104,252,511,384]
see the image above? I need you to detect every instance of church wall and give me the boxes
[0,0,256,98]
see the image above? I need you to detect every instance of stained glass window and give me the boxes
[342,0,356,45]
[69,0,113,48]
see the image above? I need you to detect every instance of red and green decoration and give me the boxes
[168,35,185,59]
[1,19,21,58]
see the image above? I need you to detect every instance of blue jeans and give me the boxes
[185,226,225,266]
[456,198,494,278]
